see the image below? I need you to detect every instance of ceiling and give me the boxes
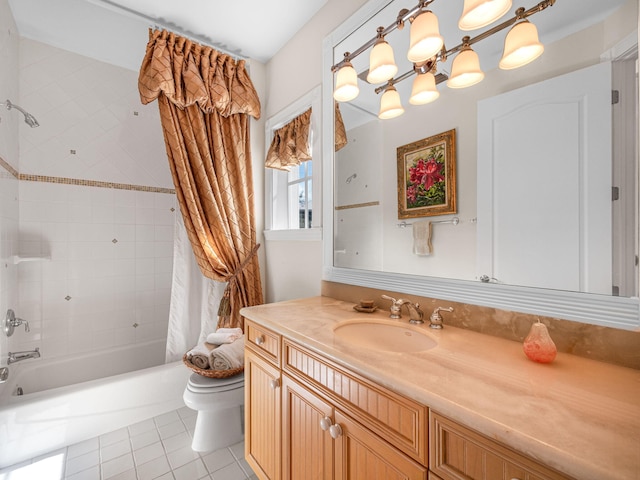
[8,0,329,70]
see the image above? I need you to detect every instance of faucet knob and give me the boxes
[381,295,405,319]
[429,306,454,329]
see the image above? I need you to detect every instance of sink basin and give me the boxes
[333,319,437,353]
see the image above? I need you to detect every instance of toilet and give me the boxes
[182,372,245,452]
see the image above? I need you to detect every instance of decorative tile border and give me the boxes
[335,201,380,210]
[0,155,19,179]
[19,174,176,194]
[0,156,175,194]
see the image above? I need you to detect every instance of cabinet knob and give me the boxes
[255,335,265,346]
[269,378,280,389]
[320,416,332,431]
[329,424,343,439]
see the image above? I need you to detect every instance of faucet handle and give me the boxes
[429,306,454,329]
[381,295,405,319]
[381,294,398,304]
[3,309,28,336]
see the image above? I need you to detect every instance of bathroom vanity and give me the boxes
[242,296,640,480]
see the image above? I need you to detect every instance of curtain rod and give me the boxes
[86,0,248,61]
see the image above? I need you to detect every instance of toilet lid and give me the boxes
[187,372,244,393]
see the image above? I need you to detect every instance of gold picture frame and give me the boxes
[397,129,457,219]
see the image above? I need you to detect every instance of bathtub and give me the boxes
[0,341,191,468]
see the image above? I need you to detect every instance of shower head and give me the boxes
[1,99,40,128]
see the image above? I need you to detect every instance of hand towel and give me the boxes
[206,327,243,345]
[413,221,433,256]
[186,343,211,369]
[210,336,245,370]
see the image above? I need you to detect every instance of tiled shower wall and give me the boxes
[0,0,20,379]
[15,183,175,358]
[6,34,176,361]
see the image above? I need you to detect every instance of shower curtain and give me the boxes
[165,213,225,363]
[139,29,264,346]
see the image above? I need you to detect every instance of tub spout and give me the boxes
[7,348,40,365]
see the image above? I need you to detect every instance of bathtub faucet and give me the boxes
[7,348,40,365]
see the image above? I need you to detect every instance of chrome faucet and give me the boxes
[7,348,40,365]
[401,301,425,324]
[429,307,454,329]
[381,295,425,324]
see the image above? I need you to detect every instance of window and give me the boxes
[290,161,313,229]
[264,87,321,239]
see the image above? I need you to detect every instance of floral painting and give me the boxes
[397,129,457,218]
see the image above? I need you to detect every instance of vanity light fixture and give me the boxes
[367,28,399,84]
[447,38,485,88]
[379,83,405,119]
[332,0,555,119]
[409,61,440,104]
[499,18,544,69]
[407,10,444,63]
[459,0,513,31]
[333,55,360,102]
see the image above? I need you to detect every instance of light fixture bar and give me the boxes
[446,0,555,57]
[331,0,436,72]
[373,0,555,94]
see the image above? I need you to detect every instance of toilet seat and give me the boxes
[186,372,244,393]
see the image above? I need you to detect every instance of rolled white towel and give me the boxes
[206,327,243,345]
[186,343,211,369]
[209,336,245,370]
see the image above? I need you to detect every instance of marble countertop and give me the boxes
[240,296,640,480]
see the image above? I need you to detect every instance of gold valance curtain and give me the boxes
[334,102,348,152]
[138,29,263,330]
[265,108,311,171]
[265,101,348,171]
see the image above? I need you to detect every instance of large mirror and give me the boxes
[322,0,640,330]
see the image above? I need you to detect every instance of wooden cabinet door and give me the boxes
[245,349,281,480]
[334,410,428,480]
[430,412,572,480]
[282,375,334,480]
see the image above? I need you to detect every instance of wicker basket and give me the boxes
[182,354,244,379]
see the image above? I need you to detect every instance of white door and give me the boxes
[477,62,612,294]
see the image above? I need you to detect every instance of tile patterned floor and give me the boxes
[0,406,257,480]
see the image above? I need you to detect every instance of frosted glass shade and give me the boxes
[409,73,440,105]
[367,39,398,84]
[499,20,544,70]
[333,63,359,102]
[447,47,484,88]
[407,11,444,63]
[378,86,404,119]
[458,0,512,30]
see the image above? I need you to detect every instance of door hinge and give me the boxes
[612,186,619,201]
[612,90,620,104]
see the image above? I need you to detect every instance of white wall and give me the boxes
[0,0,20,395]
[263,0,369,302]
